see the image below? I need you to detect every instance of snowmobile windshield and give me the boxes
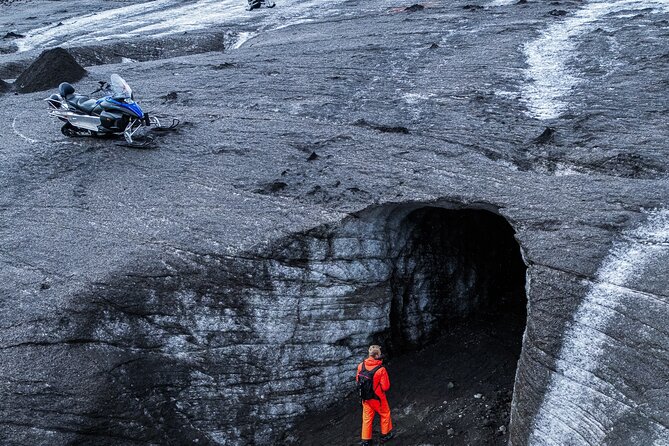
[110,74,133,99]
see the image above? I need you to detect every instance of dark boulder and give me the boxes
[14,47,86,93]
[3,31,25,39]
[548,9,568,16]
[404,4,424,12]
[534,127,556,144]
[353,118,410,134]
[0,79,10,93]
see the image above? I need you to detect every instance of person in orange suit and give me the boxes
[356,345,394,445]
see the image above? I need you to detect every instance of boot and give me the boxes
[381,430,395,443]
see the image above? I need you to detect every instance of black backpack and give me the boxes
[357,363,383,401]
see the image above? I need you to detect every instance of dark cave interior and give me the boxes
[380,207,528,357]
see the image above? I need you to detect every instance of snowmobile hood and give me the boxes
[107,98,144,118]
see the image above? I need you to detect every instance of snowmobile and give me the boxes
[246,0,275,11]
[45,74,177,147]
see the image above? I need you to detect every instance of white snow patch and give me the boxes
[553,163,581,176]
[488,0,519,6]
[529,209,669,445]
[274,17,316,30]
[231,31,257,49]
[521,0,669,120]
[402,92,435,104]
[16,0,348,53]
[17,0,177,52]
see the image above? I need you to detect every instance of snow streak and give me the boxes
[522,0,669,120]
[529,209,669,445]
[488,0,519,6]
[16,0,346,52]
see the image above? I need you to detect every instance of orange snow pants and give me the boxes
[361,398,392,440]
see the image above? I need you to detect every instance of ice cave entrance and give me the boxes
[290,206,528,442]
[382,207,528,354]
[377,206,528,431]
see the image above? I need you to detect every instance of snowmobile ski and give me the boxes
[150,118,180,133]
[116,136,156,149]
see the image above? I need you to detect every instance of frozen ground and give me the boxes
[1,0,668,445]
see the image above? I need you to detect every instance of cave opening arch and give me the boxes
[288,203,529,444]
[379,206,528,357]
[360,204,529,442]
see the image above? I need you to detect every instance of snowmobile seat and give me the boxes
[67,95,98,113]
[58,82,98,114]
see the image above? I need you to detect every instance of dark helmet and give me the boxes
[58,82,75,98]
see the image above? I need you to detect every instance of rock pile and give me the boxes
[14,47,86,93]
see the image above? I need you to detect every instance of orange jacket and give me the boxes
[356,357,390,400]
